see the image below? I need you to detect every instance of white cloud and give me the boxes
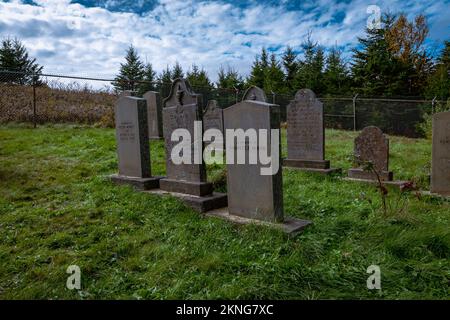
[0,0,448,85]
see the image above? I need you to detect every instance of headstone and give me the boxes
[431,111,450,196]
[242,86,267,102]
[143,91,163,139]
[283,89,340,174]
[110,96,161,190]
[157,79,227,212]
[203,100,224,135]
[348,126,393,181]
[221,86,311,233]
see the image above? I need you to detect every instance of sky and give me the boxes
[0,0,449,82]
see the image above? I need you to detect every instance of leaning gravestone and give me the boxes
[156,79,227,212]
[430,111,450,196]
[110,96,162,190]
[284,89,340,174]
[203,100,224,150]
[348,126,394,181]
[216,86,311,234]
[143,91,163,140]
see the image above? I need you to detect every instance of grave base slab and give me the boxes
[159,178,213,197]
[419,191,450,200]
[343,177,409,189]
[348,168,393,181]
[206,207,312,236]
[144,189,227,213]
[283,159,341,175]
[110,174,163,190]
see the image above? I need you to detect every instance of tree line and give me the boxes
[1,13,449,100]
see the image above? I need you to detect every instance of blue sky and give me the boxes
[0,0,448,81]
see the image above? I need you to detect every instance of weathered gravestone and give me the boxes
[283,89,340,174]
[214,86,311,234]
[110,96,162,190]
[143,91,163,140]
[203,100,224,151]
[155,79,227,212]
[348,126,394,181]
[203,100,224,135]
[430,111,450,196]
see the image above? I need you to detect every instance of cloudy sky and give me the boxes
[0,0,448,81]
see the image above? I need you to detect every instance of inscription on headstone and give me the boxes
[224,90,283,222]
[143,91,163,139]
[160,79,213,196]
[431,111,450,196]
[115,96,150,178]
[287,89,324,160]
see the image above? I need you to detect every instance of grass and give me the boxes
[0,123,449,299]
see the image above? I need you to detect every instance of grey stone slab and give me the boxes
[283,159,330,169]
[114,96,150,178]
[206,208,312,236]
[287,89,325,161]
[431,111,450,196]
[223,88,284,223]
[143,91,163,139]
[160,79,213,195]
[144,189,227,213]
[242,86,267,102]
[110,174,162,190]
[343,177,409,189]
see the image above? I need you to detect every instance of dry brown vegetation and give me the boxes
[0,82,116,127]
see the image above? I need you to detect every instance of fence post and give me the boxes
[271,91,276,104]
[431,96,437,114]
[234,87,239,104]
[352,93,359,131]
[32,74,37,128]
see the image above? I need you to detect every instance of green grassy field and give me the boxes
[0,124,449,299]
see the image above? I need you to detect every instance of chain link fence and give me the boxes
[0,70,448,137]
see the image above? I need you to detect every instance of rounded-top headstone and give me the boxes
[354,126,389,172]
[294,88,317,101]
[242,86,267,102]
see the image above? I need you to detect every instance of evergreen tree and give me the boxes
[351,14,409,96]
[0,37,43,85]
[294,34,325,94]
[247,47,269,88]
[158,66,172,98]
[217,66,245,92]
[323,46,349,95]
[425,41,450,100]
[139,63,157,94]
[171,61,184,80]
[264,53,286,94]
[113,45,145,92]
[186,64,213,88]
[282,46,299,93]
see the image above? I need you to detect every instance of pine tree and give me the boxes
[247,47,269,88]
[265,53,286,94]
[171,61,184,80]
[282,46,299,93]
[425,41,450,100]
[351,14,408,96]
[112,45,145,92]
[0,37,42,85]
[158,66,172,98]
[139,63,157,94]
[217,66,245,90]
[186,64,212,88]
[294,34,325,94]
[323,46,349,95]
